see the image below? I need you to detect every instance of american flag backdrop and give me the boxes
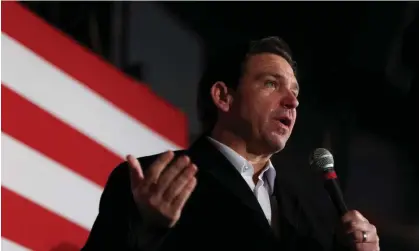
[1,2,188,250]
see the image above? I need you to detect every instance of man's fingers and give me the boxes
[342,210,368,224]
[162,164,197,201]
[342,210,379,247]
[127,155,144,190]
[345,220,372,233]
[157,156,191,194]
[171,177,197,210]
[352,229,379,243]
[144,151,175,186]
[347,221,378,244]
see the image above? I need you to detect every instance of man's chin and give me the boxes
[265,135,288,153]
[270,143,286,154]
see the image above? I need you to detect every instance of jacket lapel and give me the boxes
[274,173,302,234]
[274,167,327,250]
[187,136,265,215]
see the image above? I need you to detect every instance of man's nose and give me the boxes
[281,90,299,109]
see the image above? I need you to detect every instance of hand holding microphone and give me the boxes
[310,148,380,251]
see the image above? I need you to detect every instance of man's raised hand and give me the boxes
[127,151,197,228]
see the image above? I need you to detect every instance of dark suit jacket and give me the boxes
[82,136,348,251]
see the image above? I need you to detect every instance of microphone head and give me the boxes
[309,148,334,172]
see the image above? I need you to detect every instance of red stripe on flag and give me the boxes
[1,2,188,148]
[1,187,89,251]
[1,84,122,187]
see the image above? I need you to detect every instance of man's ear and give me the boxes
[210,81,234,112]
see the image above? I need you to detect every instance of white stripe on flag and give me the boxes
[1,238,32,251]
[1,33,179,158]
[2,133,103,230]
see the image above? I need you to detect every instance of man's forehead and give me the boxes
[245,55,299,91]
[246,53,295,75]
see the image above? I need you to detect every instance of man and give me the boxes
[82,37,380,251]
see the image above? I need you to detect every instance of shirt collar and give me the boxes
[207,137,276,194]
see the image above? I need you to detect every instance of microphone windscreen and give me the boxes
[309,148,334,172]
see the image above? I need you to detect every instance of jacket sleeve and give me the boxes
[81,162,167,251]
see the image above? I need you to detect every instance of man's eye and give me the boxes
[265,81,276,88]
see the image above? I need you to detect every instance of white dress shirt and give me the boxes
[207,137,277,225]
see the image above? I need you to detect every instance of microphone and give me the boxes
[309,148,349,216]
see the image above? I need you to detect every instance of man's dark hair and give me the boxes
[197,36,297,132]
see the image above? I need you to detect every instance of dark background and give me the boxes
[21,2,419,250]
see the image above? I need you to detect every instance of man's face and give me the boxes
[229,53,299,153]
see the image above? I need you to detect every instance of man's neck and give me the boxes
[210,126,271,174]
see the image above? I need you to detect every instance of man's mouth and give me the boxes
[274,116,291,128]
